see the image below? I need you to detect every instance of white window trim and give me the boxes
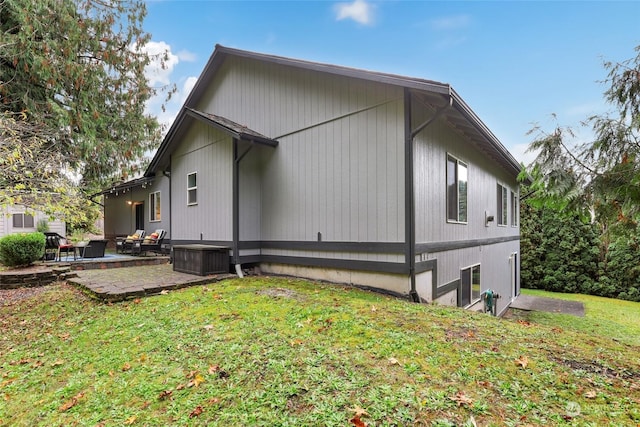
[446,153,469,225]
[460,263,481,308]
[497,183,508,227]
[187,171,198,206]
[511,190,519,227]
[149,191,161,222]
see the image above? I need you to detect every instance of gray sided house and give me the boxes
[104,45,524,314]
[0,205,65,237]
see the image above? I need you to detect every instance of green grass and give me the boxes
[520,288,640,346]
[1,278,639,426]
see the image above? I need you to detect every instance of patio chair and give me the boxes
[115,229,145,254]
[43,232,76,261]
[133,229,166,256]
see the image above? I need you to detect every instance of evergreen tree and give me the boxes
[1,0,172,221]
[520,196,600,294]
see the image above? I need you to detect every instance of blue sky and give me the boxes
[142,1,640,164]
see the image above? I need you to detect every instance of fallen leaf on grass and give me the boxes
[122,362,132,372]
[59,392,84,412]
[160,290,169,295]
[388,357,399,365]
[290,339,304,346]
[207,397,220,405]
[189,405,203,418]
[514,355,529,369]
[370,306,377,312]
[450,391,474,406]
[158,390,173,400]
[208,365,220,374]
[187,373,205,388]
[517,319,531,327]
[133,298,141,304]
[50,360,65,367]
[124,415,137,424]
[585,390,597,398]
[350,414,367,427]
[175,384,185,391]
[203,324,214,330]
[350,406,368,417]
[3,393,9,401]
[0,378,16,388]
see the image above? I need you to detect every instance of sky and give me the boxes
[140,0,640,165]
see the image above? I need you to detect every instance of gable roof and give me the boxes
[146,107,278,174]
[146,44,522,178]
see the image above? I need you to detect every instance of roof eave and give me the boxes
[450,89,523,178]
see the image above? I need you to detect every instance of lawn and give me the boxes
[1,278,639,426]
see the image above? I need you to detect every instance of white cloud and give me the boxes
[510,142,539,167]
[177,49,197,62]
[565,101,605,118]
[139,41,180,87]
[430,14,471,31]
[334,0,374,25]
[180,76,198,104]
[434,36,467,50]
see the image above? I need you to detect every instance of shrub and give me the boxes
[36,219,49,233]
[0,232,46,267]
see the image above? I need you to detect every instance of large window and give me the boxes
[460,264,481,307]
[447,154,468,223]
[511,190,518,227]
[149,191,161,222]
[13,213,34,228]
[497,183,508,226]
[187,172,197,205]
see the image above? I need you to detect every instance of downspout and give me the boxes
[405,88,453,303]
[232,138,242,277]
[404,88,418,302]
[232,138,255,278]
[163,167,171,262]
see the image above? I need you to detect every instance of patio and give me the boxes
[68,263,234,302]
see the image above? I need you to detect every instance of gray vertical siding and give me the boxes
[146,176,171,237]
[171,121,233,242]
[412,98,521,304]
[196,56,405,245]
[239,144,265,241]
[413,117,520,244]
[103,177,170,239]
[104,190,142,238]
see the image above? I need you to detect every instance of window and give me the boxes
[447,154,468,223]
[187,172,197,205]
[497,183,508,226]
[460,264,481,307]
[12,213,34,228]
[149,191,161,222]
[511,191,518,227]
